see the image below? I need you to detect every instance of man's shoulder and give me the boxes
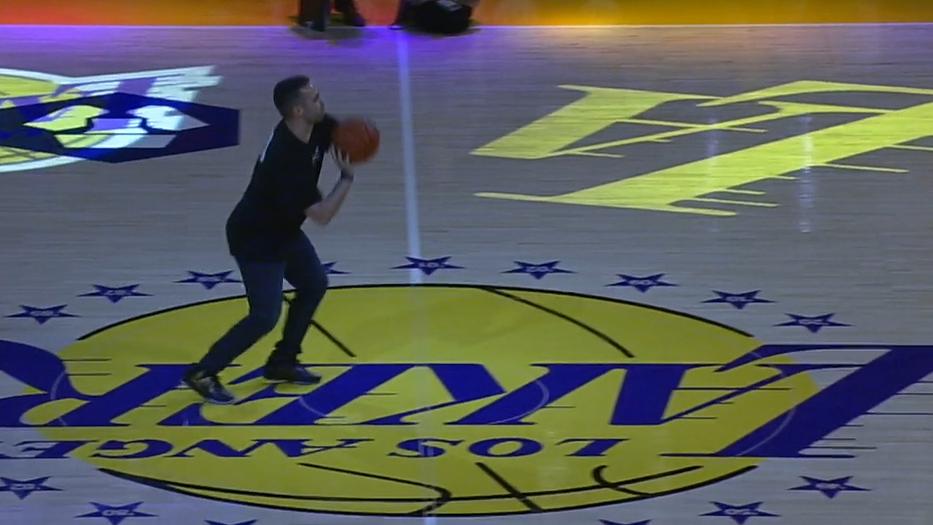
[260,123,295,163]
[269,120,294,148]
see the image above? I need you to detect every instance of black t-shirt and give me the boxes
[226,115,336,261]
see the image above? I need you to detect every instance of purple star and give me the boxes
[702,290,773,310]
[79,284,151,303]
[392,256,463,276]
[789,476,868,498]
[776,313,850,333]
[323,261,349,275]
[607,273,677,293]
[6,304,78,324]
[701,502,779,524]
[76,502,156,525]
[0,476,60,499]
[175,270,241,290]
[504,261,574,280]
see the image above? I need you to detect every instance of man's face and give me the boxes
[296,84,325,124]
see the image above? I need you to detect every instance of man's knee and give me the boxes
[296,270,328,301]
[248,307,281,334]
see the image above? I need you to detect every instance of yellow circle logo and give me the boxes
[25,284,818,516]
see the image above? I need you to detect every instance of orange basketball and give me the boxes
[333,117,380,164]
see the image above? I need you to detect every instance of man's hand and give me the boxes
[331,146,354,179]
[306,147,356,226]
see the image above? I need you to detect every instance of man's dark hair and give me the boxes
[273,75,310,117]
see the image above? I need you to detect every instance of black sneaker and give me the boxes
[183,368,236,404]
[263,363,322,385]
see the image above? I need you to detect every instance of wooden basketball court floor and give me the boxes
[0,22,932,525]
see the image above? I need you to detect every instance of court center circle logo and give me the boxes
[10,285,830,515]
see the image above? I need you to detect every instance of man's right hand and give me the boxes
[331,146,355,179]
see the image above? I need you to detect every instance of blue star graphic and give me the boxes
[789,476,868,498]
[323,261,349,275]
[776,313,850,333]
[702,290,773,310]
[6,304,79,324]
[600,520,651,525]
[79,284,151,303]
[701,502,779,524]
[175,270,241,290]
[607,273,676,293]
[392,256,463,276]
[76,502,156,524]
[0,476,60,499]
[504,260,574,280]
[206,521,257,525]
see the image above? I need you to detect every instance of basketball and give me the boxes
[333,117,380,164]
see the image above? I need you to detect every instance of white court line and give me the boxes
[395,31,439,524]
[396,31,423,285]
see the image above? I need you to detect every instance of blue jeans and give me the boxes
[197,233,328,375]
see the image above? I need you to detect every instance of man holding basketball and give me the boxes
[184,75,355,404]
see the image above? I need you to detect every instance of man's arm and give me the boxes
[305,148,356,226]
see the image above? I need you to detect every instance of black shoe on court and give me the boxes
[263,362,322,385]
[183,368,236,405]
